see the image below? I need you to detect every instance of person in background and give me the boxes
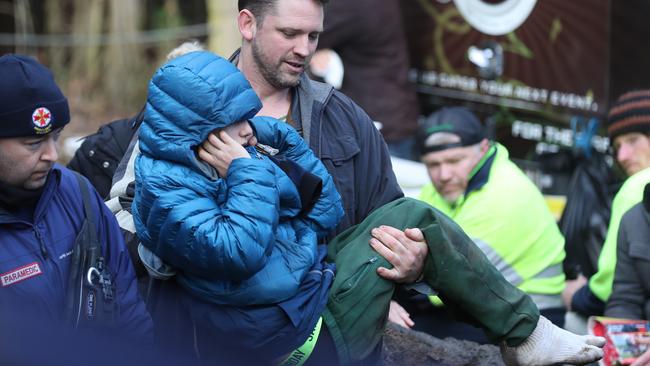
[0,54,152,352]
[563,90,650,328]
[388,106,566,343]
[67,112,142,199]
[606,183,650,320]
[605,183,650,366]
[311,0,420,160]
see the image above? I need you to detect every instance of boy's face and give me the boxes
[221,121,257,146]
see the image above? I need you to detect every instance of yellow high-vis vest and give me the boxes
[589,167,650,302]
[419,144,565,309]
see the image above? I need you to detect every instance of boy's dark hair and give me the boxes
[238,0,329,23]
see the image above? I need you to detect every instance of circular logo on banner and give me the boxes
[453,0,537,36]
[32,107,53,134]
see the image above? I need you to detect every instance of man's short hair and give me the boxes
[422,131,461,148]
[238,0,329,23]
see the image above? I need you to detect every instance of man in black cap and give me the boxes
[389,106,567,346]
[0,54,151,341]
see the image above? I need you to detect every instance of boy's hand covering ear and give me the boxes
[198,131,250,177]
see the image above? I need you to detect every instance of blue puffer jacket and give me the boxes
[133,51,343,305]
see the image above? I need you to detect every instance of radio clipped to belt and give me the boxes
[64,173,118,328]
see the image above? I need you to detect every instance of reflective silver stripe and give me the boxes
[472,238,563,286]
[529,293,563,310]
[471,238,564,310]
[532,263,564,280]
[472,238,524,286]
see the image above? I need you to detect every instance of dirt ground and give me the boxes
[382,323,505,366]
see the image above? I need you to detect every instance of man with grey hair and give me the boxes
[390,106,567,346]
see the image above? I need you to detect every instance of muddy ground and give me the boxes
[382,323,505,366]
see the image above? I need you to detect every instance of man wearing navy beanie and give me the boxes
[0,54,70,194]
[0,54,152,356]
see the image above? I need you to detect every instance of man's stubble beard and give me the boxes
[251,39,301,90]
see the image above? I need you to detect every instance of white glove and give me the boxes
[500,316,606,366]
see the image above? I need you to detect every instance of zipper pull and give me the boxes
[34,228,49,259]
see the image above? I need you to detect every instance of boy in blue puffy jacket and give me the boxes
[132,50,344,350]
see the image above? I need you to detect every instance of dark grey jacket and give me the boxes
[290,72,403,236]
[605,185,650,320]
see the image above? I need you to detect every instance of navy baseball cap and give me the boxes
[418,107,486,154]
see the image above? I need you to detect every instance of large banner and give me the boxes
[402,0,610,117]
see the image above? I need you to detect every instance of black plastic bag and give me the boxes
[559,151,622,279]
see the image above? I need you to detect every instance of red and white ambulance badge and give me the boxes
[1,262,42,287]
[32,107,53,134]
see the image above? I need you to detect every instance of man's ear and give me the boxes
[479,138,490,154]
[238,9,257,41]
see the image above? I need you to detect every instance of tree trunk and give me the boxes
[13,0,35,55]
[45,0,67,79]
[70,0,105,87]
[105,0,145,111]
[155,0,182,60]
[206,0,239,56]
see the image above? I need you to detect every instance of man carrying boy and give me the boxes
[108,0,606,364]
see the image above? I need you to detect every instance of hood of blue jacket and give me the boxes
[139,51,262,169]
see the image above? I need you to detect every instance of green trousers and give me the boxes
[322,198,539,364]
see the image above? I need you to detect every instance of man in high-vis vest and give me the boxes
[563,90,650,327]
[389,106,566,343]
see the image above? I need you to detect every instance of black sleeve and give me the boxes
[572,284,605,317]
[270,155,323,215]
[67,116,140,199]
